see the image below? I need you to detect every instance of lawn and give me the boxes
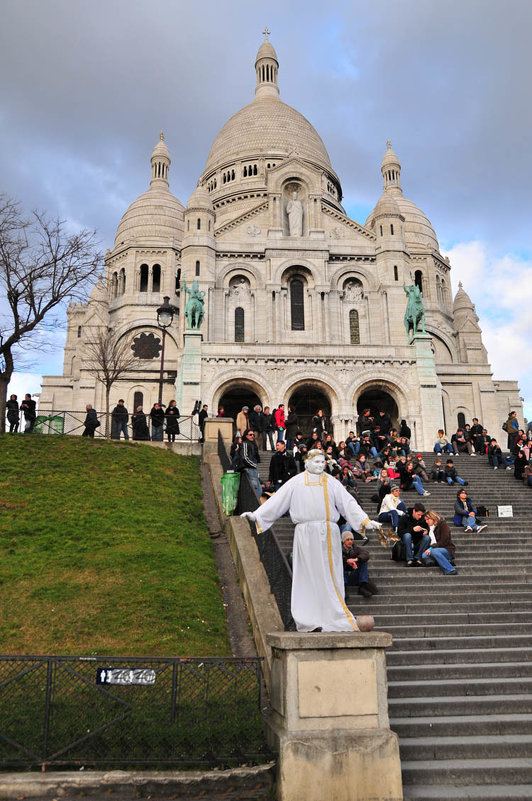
[0,435,231,656]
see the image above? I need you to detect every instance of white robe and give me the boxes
[253,471,370,632]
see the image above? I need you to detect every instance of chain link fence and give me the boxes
[0,655,271,769]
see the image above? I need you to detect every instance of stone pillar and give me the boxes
[412,332,444,450]
[203,417,234,457]
[265,631,403,801]
[175,330,202,414]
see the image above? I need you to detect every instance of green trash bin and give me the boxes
[221,470,241,516]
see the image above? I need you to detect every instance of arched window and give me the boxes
[349,309,360,344]
[197,217,201,230]
[77,326,82,338]
[390,223,394,235]
[195,260,200,277]
[290,278,305,331]
[133,391,144,411]
[120,267,126,294]
[415,270,423,294]
[235,307,244,342]
[140,264,149,292]
[457,412,466,429]
[112,271,118,298]
[152,264,161,293]
[393,265,399,281]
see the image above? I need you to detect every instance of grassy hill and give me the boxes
[0,436,230,656]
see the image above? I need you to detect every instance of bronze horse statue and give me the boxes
[403,281,425,339]
[183,279,205,330]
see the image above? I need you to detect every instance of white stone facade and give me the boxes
[40,35,523,447]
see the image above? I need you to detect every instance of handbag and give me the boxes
[391,540,406,562]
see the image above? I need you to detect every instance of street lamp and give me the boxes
[156,296,177,405]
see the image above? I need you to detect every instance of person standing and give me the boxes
[6,394,19,433]
[131,405,150,441]
[82,404,100,437]
[274,404,286,442]
[165,400,180,443]
[150,402,165,441]
[198,404,209,442]
[261,406,276,451]
[506,411,520,451]
[20,393,36,433]
[236,406,249,437]
[111,399,129,440]
[241,450,381,632]
[240,429,262,497]
[268,440,298,491]
[285,406,298,451]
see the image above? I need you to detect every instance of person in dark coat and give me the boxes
[421,510,457,575]
[285,407,299,450]
[6,394,19,433]
[131,406,150,441]
[20,393,36,433]
[397,503,431,566]
[341,530,378,597]
[82,404,100,437]
[111,399,129,440]
[268,440,298,491]
[165,400,180,442]
[198,404,209,442]
[150,402,165,441]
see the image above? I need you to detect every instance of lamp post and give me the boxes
[156,296,177,405]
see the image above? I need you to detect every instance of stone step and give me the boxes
[388,661,532,682]
[388,693,532,717]
[375,622,532,638]
[401,757,532,786]
[387,647,532,666]
[374,612,532,627]
[391,713,532,738]
[399,734,532,760]
[388,676,532,699]
[389,634,532,652]
[357,600,532,613]
[403,784,532,801]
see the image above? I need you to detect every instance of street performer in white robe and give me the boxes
[241,450,382,633]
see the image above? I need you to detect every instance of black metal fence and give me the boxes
[218,432,295,630]
[31,410,200,441]
[0,654,271,769]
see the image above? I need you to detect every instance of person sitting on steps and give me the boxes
[453,489,487,533]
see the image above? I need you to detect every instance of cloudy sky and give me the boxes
[1,0,531,419]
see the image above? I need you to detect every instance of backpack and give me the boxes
[502,420,508,432]
[391,540,406,562]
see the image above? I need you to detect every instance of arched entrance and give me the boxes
[288,385,332,438]
[218,385,262,426]
[356,388,399,431]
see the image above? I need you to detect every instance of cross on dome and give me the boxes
[262,27,270,39]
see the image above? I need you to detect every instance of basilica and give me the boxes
[39,34,522,448]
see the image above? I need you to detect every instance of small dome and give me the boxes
[186,183,213,210]
[151,131,170,161]
[453,282,475,314]
[371,192,402,218]
[382,139,400,170]
[255,38,278,64]
[394,196,439,250]
[114,187,184,248]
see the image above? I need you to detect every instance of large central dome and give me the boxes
[201,34,338,187]
[204,95,334,175]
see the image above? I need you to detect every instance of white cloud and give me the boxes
[443,241,532,421]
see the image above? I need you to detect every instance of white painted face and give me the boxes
[306,453,326,474]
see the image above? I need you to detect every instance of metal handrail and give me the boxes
[29,410,200,441]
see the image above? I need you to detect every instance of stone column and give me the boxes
[412,332,444,450]
[175,330,202,414]
[265,631,403,801]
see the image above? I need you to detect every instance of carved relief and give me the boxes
[342,279,364,302]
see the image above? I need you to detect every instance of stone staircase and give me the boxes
[256,449,532,801]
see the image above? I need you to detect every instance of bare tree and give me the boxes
[0,194,103,433]
[84,328,138,438]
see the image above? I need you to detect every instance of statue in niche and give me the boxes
[344,280,364,302]
[183,278,205,329]
[229,277,251,300]
[287,190,303,237]
[403,281,426,339]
